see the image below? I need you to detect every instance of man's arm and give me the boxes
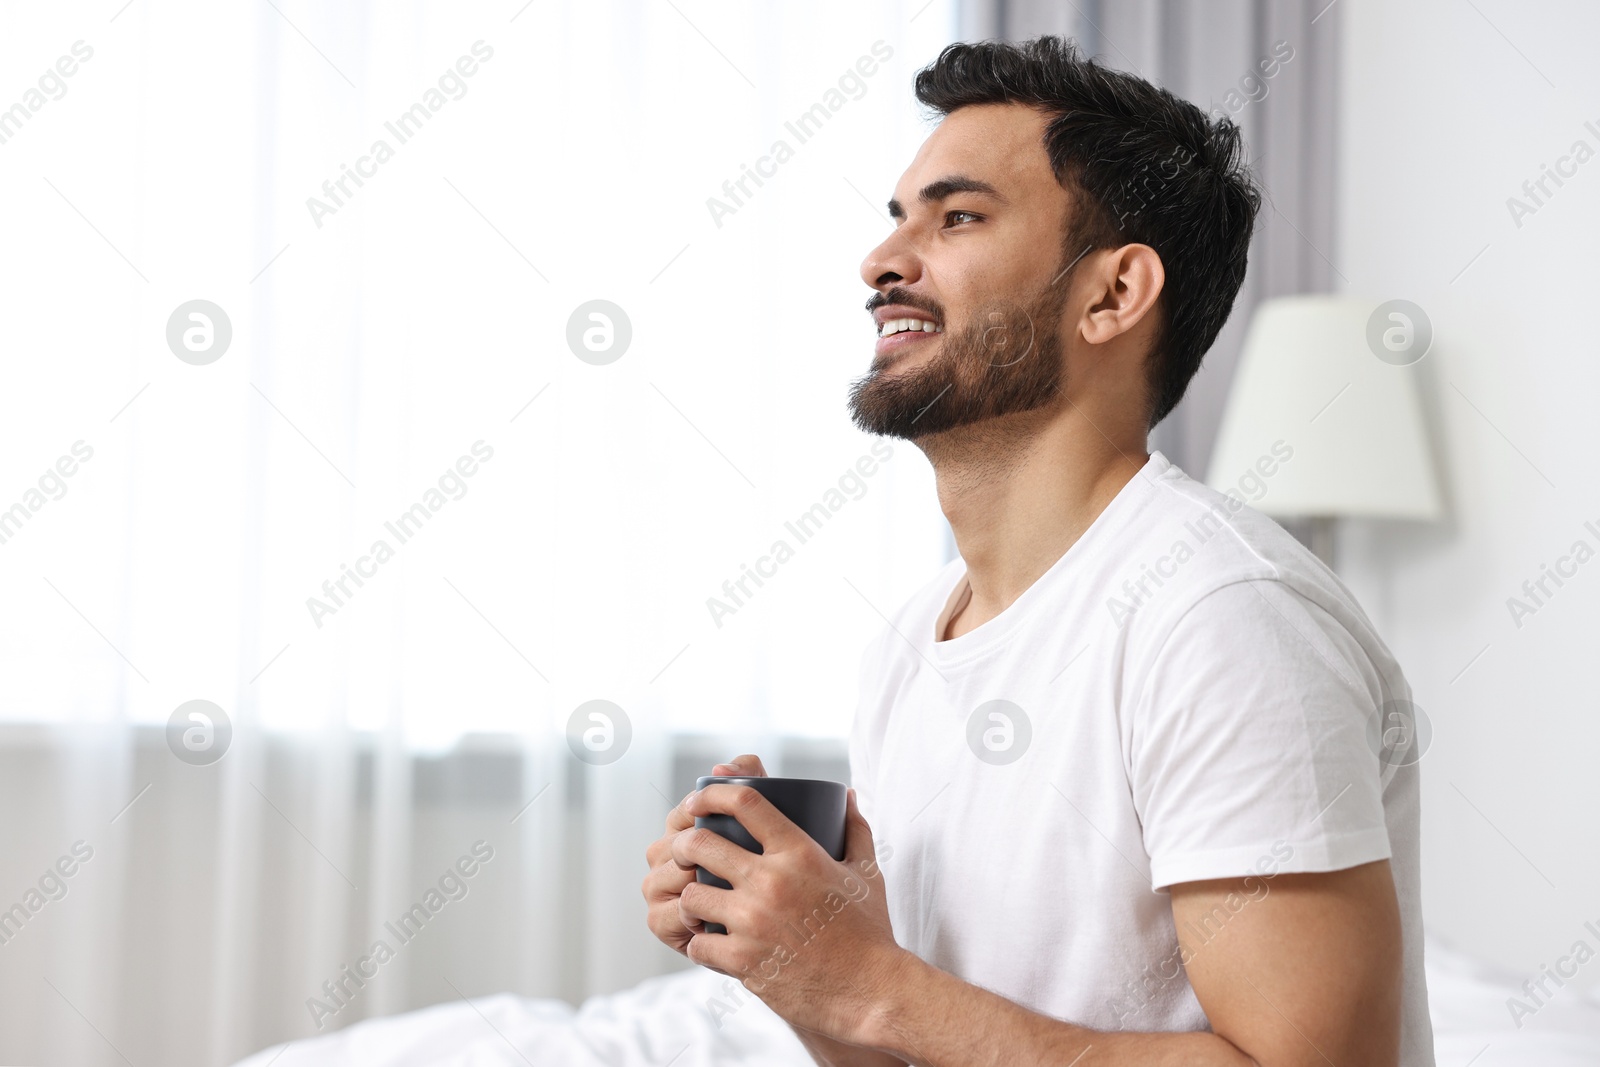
[788,1025,905,1067]
[674,776,1403,1066]
[855,860,1403,1066]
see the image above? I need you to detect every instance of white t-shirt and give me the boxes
[849,450,1434,1065]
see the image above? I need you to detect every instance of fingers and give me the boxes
[642,857,701,955]
[645,903,693,954]
[665,753,768,837]
[646,813,700,868]
[663,777,715,836]
[664,794,696,836]
[686,784,804,853]
[641,851,697,901]
[678,880,737,932]
[672,824,759,885]
[685,932,736,977]
[711,753,768,777]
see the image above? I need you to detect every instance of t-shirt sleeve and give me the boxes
[1129,578,1394,891]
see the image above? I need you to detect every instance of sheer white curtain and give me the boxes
[0,1,954,1064]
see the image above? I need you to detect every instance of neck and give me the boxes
[919,401,1148,637]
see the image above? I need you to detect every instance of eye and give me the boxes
[945,209,981,227]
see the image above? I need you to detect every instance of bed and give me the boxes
[234,937,1600,1066]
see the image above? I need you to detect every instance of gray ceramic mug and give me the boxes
[693,775,849,935]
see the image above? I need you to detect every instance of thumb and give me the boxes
[711,753,768,777]
[843,787,879,873]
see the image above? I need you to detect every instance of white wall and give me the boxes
[1336,0,1600,980]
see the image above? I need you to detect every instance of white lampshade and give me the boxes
[1206,294,1442,521]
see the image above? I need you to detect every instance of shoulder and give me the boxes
[1116,458,1395,694]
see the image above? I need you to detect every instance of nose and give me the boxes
[859,228,924,292]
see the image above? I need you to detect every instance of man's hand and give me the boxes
[644,755,905,1065]
[671,770,905,1044]
[642,754,770,956]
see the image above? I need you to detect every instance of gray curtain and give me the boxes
[958,0,1340,478]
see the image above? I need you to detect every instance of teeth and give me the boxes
[879,317,942,337]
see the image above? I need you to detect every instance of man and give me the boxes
[644,36,1432,1067]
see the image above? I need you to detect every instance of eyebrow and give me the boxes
[886,175,1006,220]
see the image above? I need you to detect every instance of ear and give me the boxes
[1080,243,1165,345]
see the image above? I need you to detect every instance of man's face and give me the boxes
[850,103,1079,440]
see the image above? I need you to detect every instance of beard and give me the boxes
[847,277,1068,441]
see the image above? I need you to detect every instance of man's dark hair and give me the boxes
[914,36,1263,429]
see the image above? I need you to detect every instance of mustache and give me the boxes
[864,286,944,322]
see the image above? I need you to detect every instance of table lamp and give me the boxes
[1206,294,1443,567]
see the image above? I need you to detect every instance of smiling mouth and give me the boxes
[876,317,943,338]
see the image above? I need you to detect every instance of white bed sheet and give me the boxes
[1425,937,1600,1067]
[235,938,1600,1067]
[234,967,813,1067]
